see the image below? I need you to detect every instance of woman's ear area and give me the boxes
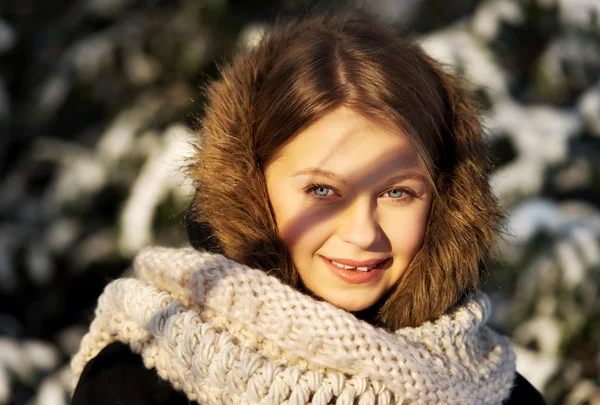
[377,69,503,329]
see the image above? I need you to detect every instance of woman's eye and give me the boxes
[312,186,333,197]
[302,183,337,199]
[386,189,405,198]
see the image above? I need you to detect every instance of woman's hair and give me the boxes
[187,14,503,330]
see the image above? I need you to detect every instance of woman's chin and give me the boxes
[320,292,379,313]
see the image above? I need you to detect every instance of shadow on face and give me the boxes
[264,107,432,312]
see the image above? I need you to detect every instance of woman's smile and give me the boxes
[321,256,389,270]
[320,255,391,284]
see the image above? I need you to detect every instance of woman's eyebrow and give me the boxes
[291,168,349,185]
[291,167,426,185]
[385,171,426,183]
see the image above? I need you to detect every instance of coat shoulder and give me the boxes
[504,372,547,404]
[71,341,191,405]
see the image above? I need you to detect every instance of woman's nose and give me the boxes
[337,198,382,249]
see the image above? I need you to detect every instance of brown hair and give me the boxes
[187,14,503,330]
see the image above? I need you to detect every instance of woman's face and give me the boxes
[265,107,432,312]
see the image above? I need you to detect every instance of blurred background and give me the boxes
[0,0,599,403]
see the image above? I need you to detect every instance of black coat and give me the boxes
[71,341,547,404]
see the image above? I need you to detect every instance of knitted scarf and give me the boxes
[71,246,516,405]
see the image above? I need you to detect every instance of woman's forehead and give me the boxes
[269,107,422,177]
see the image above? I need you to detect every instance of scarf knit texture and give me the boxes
[71,246,516,405]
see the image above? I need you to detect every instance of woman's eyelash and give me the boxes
[384,187,416,197]
[303,183,416,203]
[303,183,337,197]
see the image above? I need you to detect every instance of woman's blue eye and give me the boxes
[387,189,405,198]
[313,186,332,197]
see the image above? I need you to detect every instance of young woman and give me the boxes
[70,15,546,404]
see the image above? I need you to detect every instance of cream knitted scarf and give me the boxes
[71,246,516,405]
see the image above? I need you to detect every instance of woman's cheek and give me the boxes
[384,207,429,255]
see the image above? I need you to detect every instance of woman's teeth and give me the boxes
[330,260,376,272]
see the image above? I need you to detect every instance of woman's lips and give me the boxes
[324,257,388,268]
[320,256,390,284]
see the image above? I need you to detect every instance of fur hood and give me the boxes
[186,16,503,329]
